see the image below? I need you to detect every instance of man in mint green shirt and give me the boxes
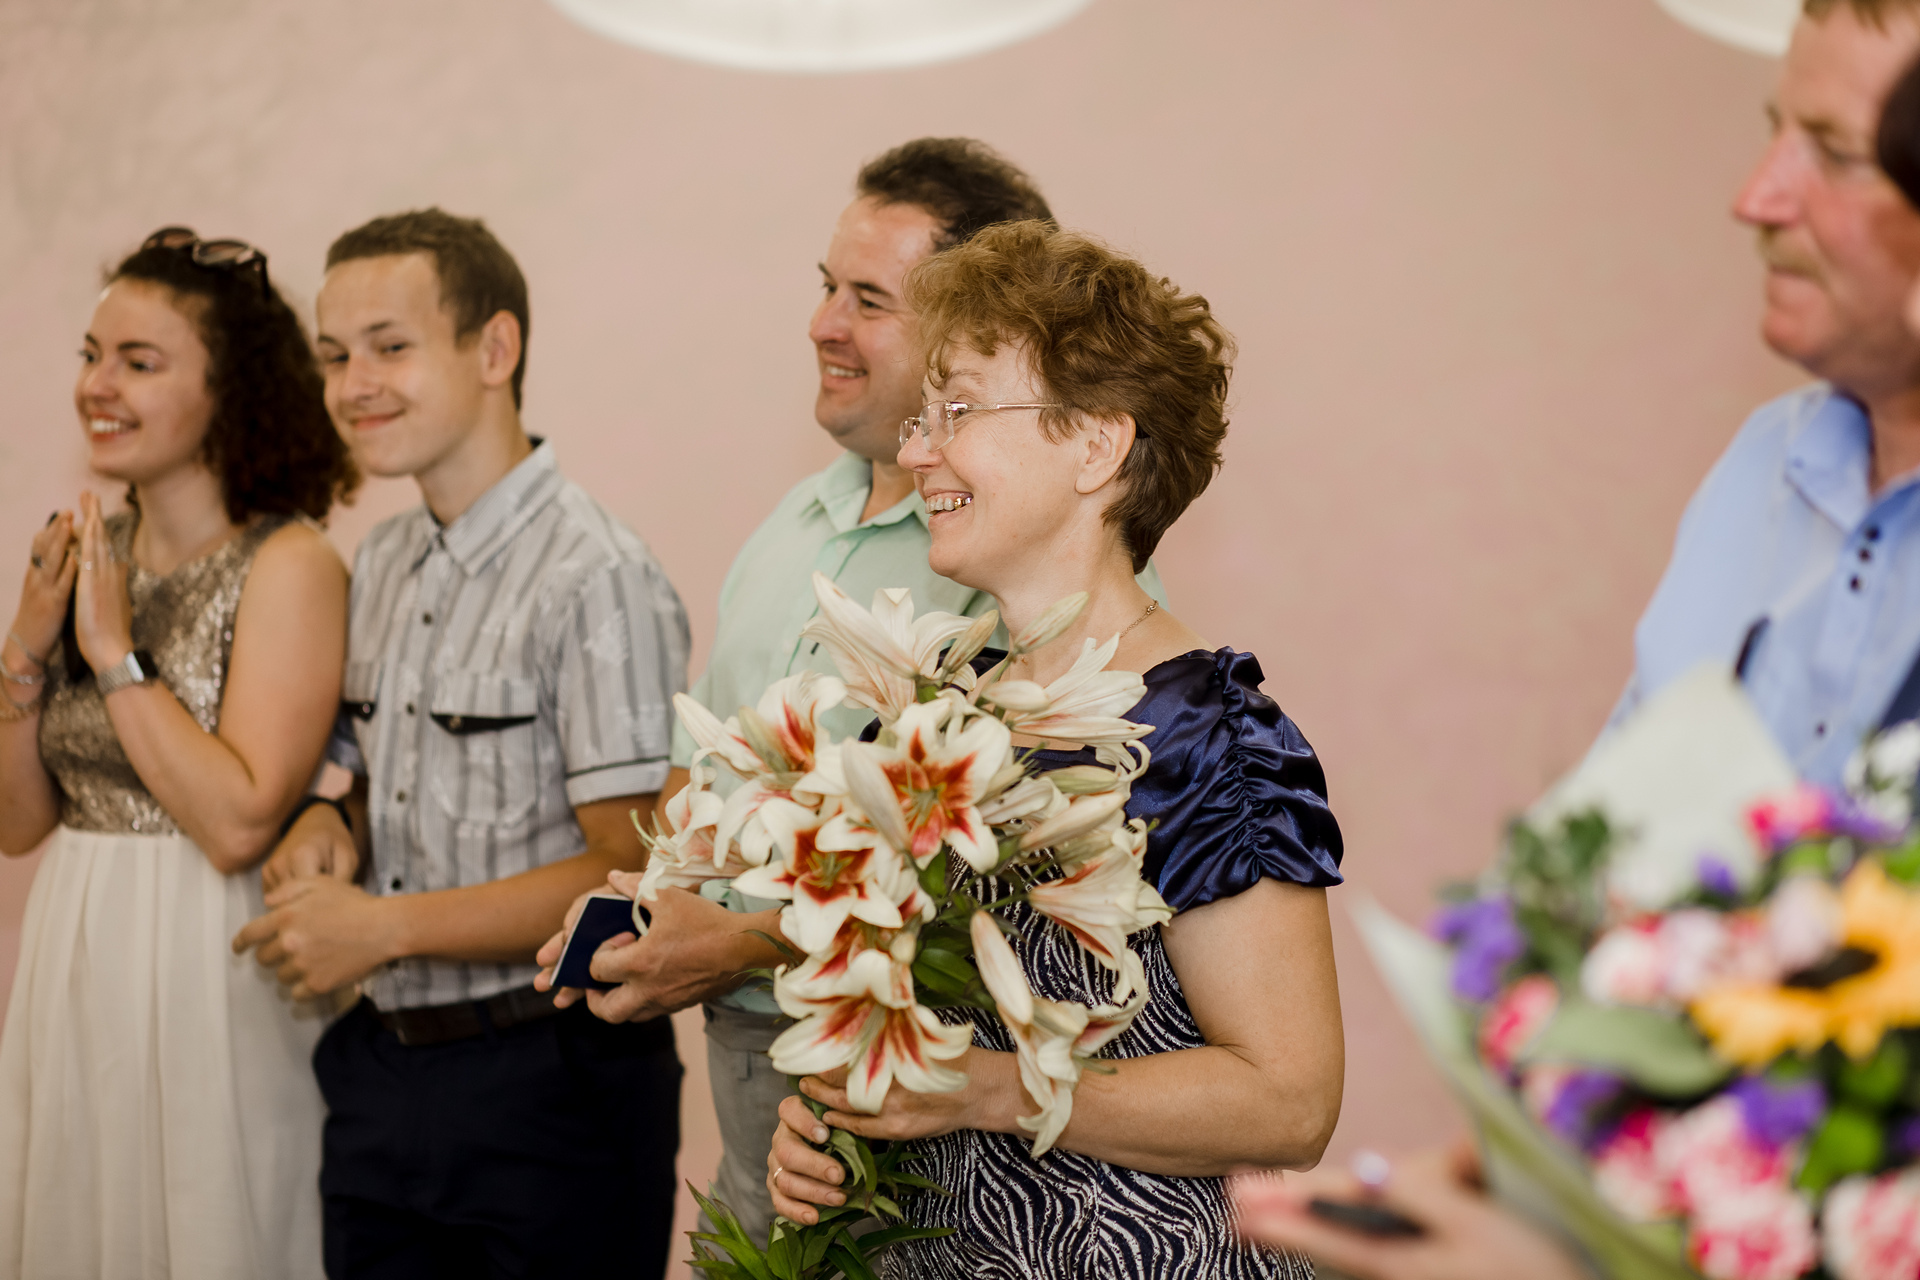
[580,139,1161,1244]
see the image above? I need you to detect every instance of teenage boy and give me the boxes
[234,209,689,1277]
[537,139,1164,1245]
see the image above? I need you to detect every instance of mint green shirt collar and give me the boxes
[810,448,926,534]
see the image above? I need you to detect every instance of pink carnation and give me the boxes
[1689,1191,1819,1280]
[1595,1098,1819,1277]
[1582,921,1667,1007]
[1823,1170,1920,1280]
[1478,974,1558,1074]
[1746,783,1837,852]
[1594,1108,1682,1222]
[1660,1096,1794,1210]
[1582,913,1778,1010]
[1651,1097,1816,1280]
[1765,876,1844,974]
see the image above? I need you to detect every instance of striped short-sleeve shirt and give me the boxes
[329,440,690,1011]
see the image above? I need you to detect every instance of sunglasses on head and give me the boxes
[140,226,270,298]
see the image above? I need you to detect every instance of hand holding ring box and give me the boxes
[552,892,651,992]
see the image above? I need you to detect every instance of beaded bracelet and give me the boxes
[0,686,42,722]
[5,631,47,668]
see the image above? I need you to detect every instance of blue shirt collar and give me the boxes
[1785,389,1920,532]
[1784,391,1873,532]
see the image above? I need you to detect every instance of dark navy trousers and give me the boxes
[314,998,681,1279]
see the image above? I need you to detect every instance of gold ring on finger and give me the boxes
[82,561,94,572]
[773,1165,784,1185]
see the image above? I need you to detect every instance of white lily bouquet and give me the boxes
[646,573,1170,1279]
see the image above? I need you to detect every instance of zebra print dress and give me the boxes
[882,648,1345,1280]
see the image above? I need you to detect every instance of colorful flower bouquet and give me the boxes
[641,574,1169,1280]
[1362,669,1920,1280]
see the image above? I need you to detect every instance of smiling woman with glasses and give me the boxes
[766,220,1345,1280]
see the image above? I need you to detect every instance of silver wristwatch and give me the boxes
[96,649,159,697]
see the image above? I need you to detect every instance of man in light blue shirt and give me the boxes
[1618,2,1920,785]
[565,139,1162,1243]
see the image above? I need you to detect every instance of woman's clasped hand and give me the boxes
[767,1055,1013,1226]
[5,513,78,706]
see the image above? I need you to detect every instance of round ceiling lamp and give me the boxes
[548,0,1099,73]
[1655,0,1799,55]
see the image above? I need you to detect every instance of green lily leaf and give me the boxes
[686,1185,779,1280]
[852,1225,957,1251]
[1518,998,1731,1096]
[826,1242,881,1280]
[912,947,977,986]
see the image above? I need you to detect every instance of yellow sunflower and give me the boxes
[1690,859,1920,1068]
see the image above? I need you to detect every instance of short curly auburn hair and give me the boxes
[112,238,358,525]
[905,221,1232,572]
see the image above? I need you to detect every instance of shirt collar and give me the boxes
[411,438,564,574]
[807,449,928,533]
[1785,391,1876,531]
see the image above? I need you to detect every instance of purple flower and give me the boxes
[1827,795,1907,847]
[1542,1071,1624,1150]
[1728,1075,1827,1148]
[1891,1115,1920,1162]
[1696,855,1739,898]
[1432,897,1526,1002]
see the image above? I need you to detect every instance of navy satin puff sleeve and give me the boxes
[1029,648,1343,913]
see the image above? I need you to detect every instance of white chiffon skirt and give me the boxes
[0,827,327,1279]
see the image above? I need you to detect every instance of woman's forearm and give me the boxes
[961,1041,1339,1177]
[0,715,60,855]
[1050,1043,1338,1174]
[103,684,318,871]
[973,880,1346,1177]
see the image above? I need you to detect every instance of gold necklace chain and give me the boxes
[1118,599,1158,642]
[1013,600,1159,683]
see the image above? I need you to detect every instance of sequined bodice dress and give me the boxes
[0,510,327,1280]
[882,648,1344,1280]
[37,512,280,831]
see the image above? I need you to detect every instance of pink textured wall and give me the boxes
[0,0,1800,1269]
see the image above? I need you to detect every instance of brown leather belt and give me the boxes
[375,984,565,1047]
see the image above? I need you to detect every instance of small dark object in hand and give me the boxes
[1306,1196,1427,1238]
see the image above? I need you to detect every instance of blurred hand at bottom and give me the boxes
[1230,1139,1590,1280]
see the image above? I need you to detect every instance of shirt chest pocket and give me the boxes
[425,671,542,830]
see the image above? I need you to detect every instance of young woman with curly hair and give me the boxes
[0,228,357,1279]
[768,221,1346,1278]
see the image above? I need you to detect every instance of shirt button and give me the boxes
[421,612,434,626]
[395,789,408,803]
[405,702,416,715]
[389,877,403,892]
[1816,722,1828,738]
[1859,548,1872,563]
[1850,576,1862,591]
[1867,526,1883,542]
